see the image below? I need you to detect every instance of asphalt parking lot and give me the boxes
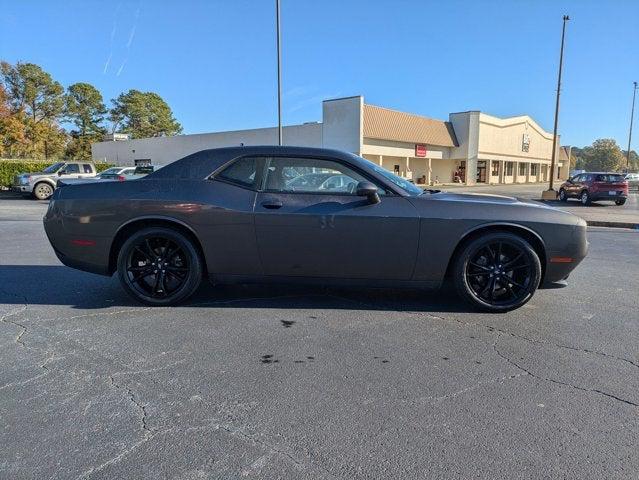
[1,198,638,479]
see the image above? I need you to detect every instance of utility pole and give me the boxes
[626,81,638,170]
[543,15,570,199]
[276,0,283,146]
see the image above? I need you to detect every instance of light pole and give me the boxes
[626,81,638,170]
[276,0,283,146]
[542,15,570,199]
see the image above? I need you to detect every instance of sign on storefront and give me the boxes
[415,144,427,157]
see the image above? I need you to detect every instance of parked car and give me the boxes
[43,146,588,312]
[12,161,98,199]
[558,172,629,205]
[57,166,157,188]
[56,166,136,187]
[625,172,639,191]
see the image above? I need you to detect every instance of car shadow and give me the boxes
[0,265,477,314]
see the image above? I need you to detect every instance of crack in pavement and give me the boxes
[492,337,639,408]
[181,419,339,479]
[405,309,639,372]
[108,375,153,438]
[0,303,28,348]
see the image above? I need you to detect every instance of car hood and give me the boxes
[19,171,50,178]
[426,191,540,206]
[411,190,585,226]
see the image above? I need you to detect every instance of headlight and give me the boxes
[21,175,31,185]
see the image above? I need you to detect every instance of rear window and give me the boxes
[595,174,625,182]
[216,156,259,189]
[82,164,93,173]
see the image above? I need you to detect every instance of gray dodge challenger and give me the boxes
[43,146,588,311]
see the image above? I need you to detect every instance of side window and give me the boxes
[215,156,259,189]
[264,157,381,195]
[65,164,80,174]
[82,164,93,173]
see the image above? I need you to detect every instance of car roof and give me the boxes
[148,146,369,180]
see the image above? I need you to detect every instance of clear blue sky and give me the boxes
[1,0,638,149]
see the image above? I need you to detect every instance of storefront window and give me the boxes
[505,162,514,176]
[530,164,538,176]
[518,163,527,176]
[491,161,499,176]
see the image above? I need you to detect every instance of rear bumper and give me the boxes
[43,204,112,277]
[589,191,628,201]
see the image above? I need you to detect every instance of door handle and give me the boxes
[261,200,283,209]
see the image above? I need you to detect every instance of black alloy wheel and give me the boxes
[615,198,626,206]
[117,227,203,305]
[453,232,541,312]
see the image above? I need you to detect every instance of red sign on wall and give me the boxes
[415,144,427,157]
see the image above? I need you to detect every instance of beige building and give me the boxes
[92,95,568,186]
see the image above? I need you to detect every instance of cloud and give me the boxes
[103,2,122,74]
[288,92,341,114]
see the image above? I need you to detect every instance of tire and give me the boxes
[558,188,567,201]
[580,190,591,206]
[615,198,626,206]
[33,182,54,200]
[452,232,542,312]
[117,227,203,306]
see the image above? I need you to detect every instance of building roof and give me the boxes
[559,146,570,162]
[363,104,458,147]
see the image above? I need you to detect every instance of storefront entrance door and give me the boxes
[476,161,487,183]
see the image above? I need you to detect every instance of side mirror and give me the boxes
[356,181,381,204]
[58,170,66,176]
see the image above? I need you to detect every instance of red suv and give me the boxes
[559,172,628,206]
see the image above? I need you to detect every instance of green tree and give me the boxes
[65,82,106,136]
[64,82,107,159]
[109,89,182,139]
[0,61,65,122]
[581,139,625,172]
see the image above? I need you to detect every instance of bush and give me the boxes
[0,159,114,188]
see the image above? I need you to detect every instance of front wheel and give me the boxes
[117,227,203,306]
[33,182,54,200]
[580,190,591,206]
[558,188,568,201]
[615,198,626,206]
[452,232,542,312]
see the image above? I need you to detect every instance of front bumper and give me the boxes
[11,185,32,193]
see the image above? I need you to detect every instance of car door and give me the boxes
[60,163,82,179]
[253,155,420,280]
[567,174,583,196]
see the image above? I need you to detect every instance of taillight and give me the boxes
[117,175,126,181]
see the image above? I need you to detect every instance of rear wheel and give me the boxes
[558,188,568,201]
[117,227,203,306]
[452,232,542,312]
[33,182,54,200]
[580,190,591,206]
[615,198,626,206]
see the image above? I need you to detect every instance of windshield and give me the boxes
[353,155,424,195]
[42,162,65,174]
[98,167,120,176]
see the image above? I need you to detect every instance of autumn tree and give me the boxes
[0,61,66,158]
[580,139,625,172]
[109,89,182,139]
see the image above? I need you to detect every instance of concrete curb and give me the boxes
[586,220,639,229]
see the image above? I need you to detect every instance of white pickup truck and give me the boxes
[12,161,98,200]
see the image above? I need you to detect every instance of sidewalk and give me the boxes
[437,183,639,229]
